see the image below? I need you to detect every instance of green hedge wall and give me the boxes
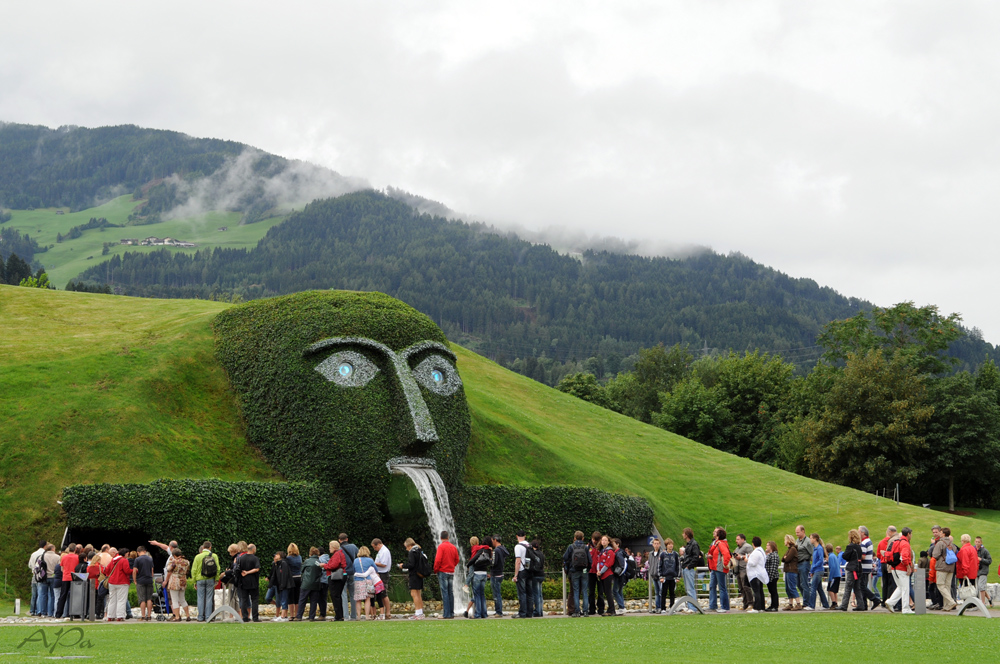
[213,290,471,531]
[452,485,654,568]
[62,479,342,571]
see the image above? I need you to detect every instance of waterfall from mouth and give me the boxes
[387,457,469,614]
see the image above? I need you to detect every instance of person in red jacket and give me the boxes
[433,530,460,619]
[708,528,732,612]
[596,535,617,617]
[884,528,914,614]
[956,534,978,598]
[103,547,133,622]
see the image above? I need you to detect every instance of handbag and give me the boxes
[330,568,345,581]
[958,579,976,601]
[98,558,122,598]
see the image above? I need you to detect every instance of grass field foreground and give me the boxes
[3,196,286,287]
[1,614,998,663]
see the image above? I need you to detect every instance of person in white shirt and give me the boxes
[28,540,46,616]
[746,537,769,613]
[512,531,534,618]
[371,539,392,620]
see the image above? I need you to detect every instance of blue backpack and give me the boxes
[944,543,958,566]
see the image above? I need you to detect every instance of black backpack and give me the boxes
[523,544,543,573]
[624,557,637,580]
[201,553,218,578]
[416,550,432,578]
[571,544,590,570]
[885,541,901,567]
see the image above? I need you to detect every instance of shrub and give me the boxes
[453,485,654,568]
[62,479,341,574]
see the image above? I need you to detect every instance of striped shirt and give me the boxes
[860,538,874,572]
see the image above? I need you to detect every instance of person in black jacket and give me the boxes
[489,536,508,617]
[268,552,293,622]
[680,528,702,613]
[563,531,590,617]
[239,544,261,622]
[834,530,864,612]
[659,539,680,611]
[398,538,428,620]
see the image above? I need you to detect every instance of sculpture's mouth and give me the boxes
[387,456,436,473]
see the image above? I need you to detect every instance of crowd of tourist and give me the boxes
[24,522,995,622]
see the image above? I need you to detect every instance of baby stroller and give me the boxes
[151,573,172,622]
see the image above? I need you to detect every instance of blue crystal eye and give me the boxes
[338,363,353,377]
[431,370,443,383]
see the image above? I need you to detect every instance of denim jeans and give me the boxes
[438,572,455,618]
[264,586,276,605]
[515,575,533,617]
[653,577,664,610]
[471,573,488,618]
[784,572,800,599]
[343,575,356,619]
[682,568,699,611]
[36,580,50,616]
[533,576,543,616]
[570,570,589,615]
[196,579,215,621]
[709,570,729,610]
[52,584,62,617]
[30,580,39,615]
[46,579,59,616]
[612,575,625,609]
[798,568,811,606]
[490,576,504,615]
[808,573,829,608]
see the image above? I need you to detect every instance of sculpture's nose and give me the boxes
[389,354,439,452]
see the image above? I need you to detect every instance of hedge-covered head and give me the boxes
[213,290,470,522]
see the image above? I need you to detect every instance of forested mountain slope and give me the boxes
[76,191,999,377]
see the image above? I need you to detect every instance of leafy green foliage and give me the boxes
[654,351,794,462]
[555,373,610,408]
[453,485,653,566]
[803,350,933,492]
[213,290,471,533]
[926,371,1000,510]
[818,301,964,375]
[62,480,341,573]
[19,270,52,289]
[0,208,11,223]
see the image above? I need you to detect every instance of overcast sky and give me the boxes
[4,1,999,342]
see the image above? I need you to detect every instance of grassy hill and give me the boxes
[3,195,287,287]
[3,285,999,598]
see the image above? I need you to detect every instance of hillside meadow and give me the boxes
[2,285,999,599]
[3,196,285,287]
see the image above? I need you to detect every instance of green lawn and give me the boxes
[3,197,285,287]
[1,614,998,662]
[0,286,279,598]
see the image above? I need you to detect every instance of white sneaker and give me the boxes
[746,609,757,613]
[803,606,813,611]
[716,609,727,613]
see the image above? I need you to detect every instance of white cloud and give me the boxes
[3,0,1000,342]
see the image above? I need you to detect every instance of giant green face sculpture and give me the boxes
[214,290,470,522]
